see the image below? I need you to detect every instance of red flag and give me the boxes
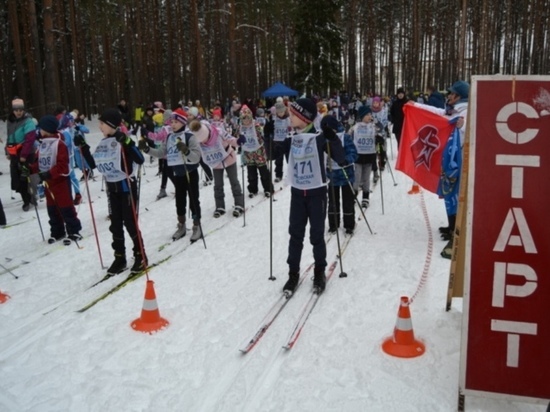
[396,103,454,193]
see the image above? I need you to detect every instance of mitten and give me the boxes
[39,171,51,182]
[19,163,30,179]
[237,134,246,145]
[138,139,149,152]
[74,134,85,147]
[321,125,337,141]
[176,140,188,155]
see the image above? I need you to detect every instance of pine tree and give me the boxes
[293,0,344,96]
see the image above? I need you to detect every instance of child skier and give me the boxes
[264,102,292,183]
[349,106,377,208]
[236,105,272,197]
[324,115,358,235]
[86,108,147,275]
[28,115,82,244]
[138,108,203,242]
[283,99,346,295]
[189,119,245,218]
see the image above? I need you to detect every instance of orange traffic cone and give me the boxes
[0,289,10,304]
[408,182,421,194]
[131,280,169,333]
[382,296,425,358]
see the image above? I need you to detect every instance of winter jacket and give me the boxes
[195,122,239,170]
[326,133,357,186]
[6,112,36,159]
[427,91,446,109]
[146,128,201,176]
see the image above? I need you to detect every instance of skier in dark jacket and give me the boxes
[282,99,346,295]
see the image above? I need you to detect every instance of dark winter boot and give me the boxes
[130,252,148,275]
[313,268,326,294]
[107,253,127,275]
[283,271,300,297]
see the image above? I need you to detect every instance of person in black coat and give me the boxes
[389,87,408,147]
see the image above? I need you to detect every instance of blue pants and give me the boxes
[287,192,327,273]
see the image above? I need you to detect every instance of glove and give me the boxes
[74,133,85,147]
[176,139,188,155]
[39,171,51,182]
[140,127,149,139]
[321,124,337,141]
[138,139,149,152]
[115,132,133,146]
[237,134,246,145]
[19,163,30,179]
[74,124,81,132]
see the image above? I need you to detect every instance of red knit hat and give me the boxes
[171,108,188,125]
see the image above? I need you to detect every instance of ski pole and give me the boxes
[136,164,142,216]
[119,147,149,278]
[377,142,385,215]
[79,147,105,269]
[241,156,246,228]
[379,158,385,215]
[384,150,397,186]
[326,136,347,278]
[388,123,394,160]
[340,167,374,235]
[26,175,45,241]
[0,262,19,279]
[268,135,275,281]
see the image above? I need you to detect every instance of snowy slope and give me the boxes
[0,119,545,412]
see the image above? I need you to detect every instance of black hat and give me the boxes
[38,115,59,134]
[99,108,122,129]
[357,105,372,120]
[396,87,406,95]
[290,98,317,124]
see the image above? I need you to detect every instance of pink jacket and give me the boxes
[196,122,238,169]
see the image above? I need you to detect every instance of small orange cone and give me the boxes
[131,280,169,333]
[0,289,10,304]
[408,182,421,194]
[382,296,425,358]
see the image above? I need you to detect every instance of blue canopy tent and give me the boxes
[262,82,299,98]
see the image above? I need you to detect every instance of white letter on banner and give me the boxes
[496,102,540,144]
[491,320,537,367]
[493,208,537,253]
[495,155,540,199]
[492,262,538,307]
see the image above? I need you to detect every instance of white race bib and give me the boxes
[166,132,186,167]
[353,123,376,154]
[273,117,291,142]
[240,124,261,152]
[288,133,324,190]
[93,137,127,182]
[38,138,59,172]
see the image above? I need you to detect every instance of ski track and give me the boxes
[0,127,545,411]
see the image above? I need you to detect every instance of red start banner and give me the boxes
[461,75,550,404]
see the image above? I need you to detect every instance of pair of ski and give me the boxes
[77,255,173,313]
[240,231,354,353]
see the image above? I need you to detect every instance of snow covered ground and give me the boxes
[0,118,546,412]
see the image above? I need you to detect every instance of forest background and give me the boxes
[1,0,549,119]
